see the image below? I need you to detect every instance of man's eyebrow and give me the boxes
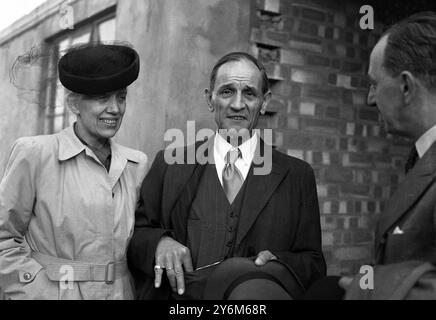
[243,85,259,92]
[216,83,235,90]
[216,82,260,93]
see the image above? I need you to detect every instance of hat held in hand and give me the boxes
[202,257,305,300]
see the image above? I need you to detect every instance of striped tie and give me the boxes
[222,148,243,204]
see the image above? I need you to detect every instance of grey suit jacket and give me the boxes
[346,142,436,299]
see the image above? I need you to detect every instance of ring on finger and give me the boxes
[166,266,174,271]
[154,265,162,272]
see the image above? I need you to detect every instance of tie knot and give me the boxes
[225,148,241,165]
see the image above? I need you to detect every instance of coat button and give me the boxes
[23,272,32,281]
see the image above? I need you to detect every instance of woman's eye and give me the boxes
[97,96,110,102]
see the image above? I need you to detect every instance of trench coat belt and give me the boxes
[31,252,128,284]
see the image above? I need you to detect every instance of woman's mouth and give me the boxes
[100,119,118,127]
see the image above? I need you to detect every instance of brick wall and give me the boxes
[251,0,412,275]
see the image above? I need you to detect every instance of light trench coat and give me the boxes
[0,125,148,299]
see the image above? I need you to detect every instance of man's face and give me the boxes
[74,89,127,145]
[206,59,270,133]
[367,35,405,136]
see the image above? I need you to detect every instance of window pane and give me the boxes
[98,18,116,42]
[55,82,64,106]
[71,32,91,46]
[53,115,63,133]
[58,38,70,57]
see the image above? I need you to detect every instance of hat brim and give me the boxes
[202,257,305,300]
[59,45,140,95]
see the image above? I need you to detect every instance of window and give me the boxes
[43,14,116,134]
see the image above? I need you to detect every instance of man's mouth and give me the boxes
[227,115,247,121]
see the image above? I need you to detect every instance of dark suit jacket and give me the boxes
[346,142,436,299]
[127,139,326,299]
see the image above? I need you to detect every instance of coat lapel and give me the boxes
[236,141,289,247]
[164,138,213,242]
[375,142,436,249]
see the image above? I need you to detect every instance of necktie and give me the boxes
[222,148,243,204]
[405,145,419,174]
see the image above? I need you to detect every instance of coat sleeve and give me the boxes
[0,138,54,299]
[345,260,436,299]
[274,162,326,290]
[127,150,174,278]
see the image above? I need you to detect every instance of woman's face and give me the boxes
[73,88,127,146]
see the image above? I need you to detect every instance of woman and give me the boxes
[0,43,148,299]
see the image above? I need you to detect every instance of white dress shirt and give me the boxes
[214,132,258,186]
[415,124,436,158]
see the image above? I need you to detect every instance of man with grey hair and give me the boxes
[128,52,326,300]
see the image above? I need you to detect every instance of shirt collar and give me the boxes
[58,124,141,163]
[415,123,436,158]
[214,131,258,165]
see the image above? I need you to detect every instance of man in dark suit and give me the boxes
[128,52,326,299]
[306,12,436,300]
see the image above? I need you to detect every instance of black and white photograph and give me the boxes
[0,0,436,313]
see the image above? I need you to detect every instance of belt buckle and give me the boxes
[105,262,115,284]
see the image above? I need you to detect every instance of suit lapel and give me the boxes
[162,161,196,220]
[236,141,289,247]
[164,138,214,242]
[375,143,436,248]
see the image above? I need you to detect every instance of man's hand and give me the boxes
[154,236,193,295]
[338,276,354,291]
[254,250,277,266]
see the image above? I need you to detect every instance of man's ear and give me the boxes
[204,88,214,112]
[260,91,272,115]
[400,71,416,105]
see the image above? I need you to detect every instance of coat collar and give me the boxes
[58,124,141,163]
[375,141,436,248]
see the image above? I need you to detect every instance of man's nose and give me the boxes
[230,92,245,110]
[367,87,376,107]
